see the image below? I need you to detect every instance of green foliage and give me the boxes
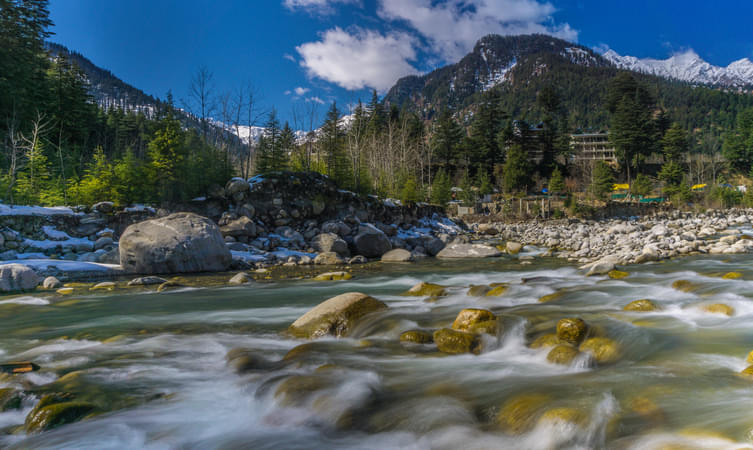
[590,161,615,201]
[430,169,452,205]
[608,73,656,180]
[723,107,753,173]
[631,173,654,197]
[476,170,493,195]
[658,161,684,187]
[400,176,421,205]
[431,109,464,171]
[502,143,531,193]
[710,185,743,208]
[661,123,688,163]
[548,167,565,193]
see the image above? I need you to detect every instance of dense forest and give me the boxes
[2,1,753,209]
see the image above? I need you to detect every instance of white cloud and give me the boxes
[296,27,419,91]
[306,96,326,104]
[294,86,310,96]
[283,53,297,62]
[283,0,360,14]
[378,0,578,62]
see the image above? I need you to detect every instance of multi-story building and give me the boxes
[570,132,617,164]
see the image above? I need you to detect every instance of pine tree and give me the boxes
[661,123,688,163]
[400,176,421,205]
[590,161,615,201]
[320,101,348,184]
[147,113,185,202]
[431,109,463,171]
[430,169,451,204]
[502,143,531,193]
[549,166,565,193]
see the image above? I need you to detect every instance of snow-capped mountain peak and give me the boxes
[602,49,753,88]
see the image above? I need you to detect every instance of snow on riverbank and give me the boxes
[0,204,78,216]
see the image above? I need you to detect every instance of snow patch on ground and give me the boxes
[0,204,77,216]
[42,226,71,241]
[0,259,120,272]
[124,204,156,213]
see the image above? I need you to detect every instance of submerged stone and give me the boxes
[623,299,659,312]
[56,287,74,295]
[529,333,560,349]
[287,292,387,339]
[433,328,481,354]
[25,400,96,433]
[672,279,700,292]
[402,282,447,297]
[467,285,492,296]
[539,291,565,303]
[90,282,115,291]
[399,330,434,344]
[556,318,588,345]
[579,337,620,364]
[274,375,330,406]
[722,271,743,280]
[0,388,23,411]
[485,284,508,297]
[547,345,580,365]
[497,393,552,434]
[702,303,734,316]
[608,270,629,279]
[538,407,586,426]
[313,271,352,281]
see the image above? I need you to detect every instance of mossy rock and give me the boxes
[466,320,499,335]
[157,281,183,292]
[624,299,659,312]
[25,401,96,433]
[672,279,700,292]
[287,292,388,338]
[497,393,552,434]
[313,271,352,281]
[539,291,565,303]
[433,328,481,355]
[529,333,560,349]
[556,318,588,345]
[579,337,620,364]
[226,348,270,373]
[274,375,330,406]
[467,285,492,296]
[283,342,321,361]
[402,282,447,297]
[0,388,22,411]
[90,282,115,291]
[537,407,587,426]
[721,271,743,280]
[608,270,629,280]
[451,308,497,332]
[547,345,580,365]
[56,287,74,295]
[399,329,434,344]
[628,396,665,422]
[702,303,734,316]
[740,365,753,377]
[746,350,753,364]
[485,284,509,297]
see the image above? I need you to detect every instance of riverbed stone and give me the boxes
[530,333,560,349]
[485,284,508,297]
[672,280,700,292]
[537,407,587,426]
[381,248,413,262]
[0,264,39,292]
[313,271,352,281]
[721,271,743,280]
[436,243,501,259]
[119,212,231,274]
[314,252,344,265]
[624,299,659,312]
[25,400,96,433]
[547,345,580,365]
[288,292,387,339]
[433,328,481,354]
[702,303,734,316]
[0,388,22,411]
[467,285,491,296]
[42,276,63,289]
[608,270,629,279]
[506,241,523,255]
[399,329,434,344]
[229,272,251,284]
[402,282,446,297]
[451,309,497,332]
[556,318,588,345]
[90,281,115,291]
[311,233,349,257]
[353,225,392,258]
[127,276,168,286]
[497,393,552,434]
[579,337,620,364]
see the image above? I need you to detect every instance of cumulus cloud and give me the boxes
[378,0,578,61]
[294,87,311,95]
[283,0,360,14]
[296,27,419,91]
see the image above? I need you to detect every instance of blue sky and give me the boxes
[49,0,753,128]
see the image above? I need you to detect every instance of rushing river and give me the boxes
[4,252,753,449]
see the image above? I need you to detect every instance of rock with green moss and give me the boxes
[467,285,492,296]
[485,284,508,297]
[402,282,447,297]
[672,279,700,292]
[226,348,273,373]
[538,407,586,426]
[702,303,734,316]
[466,320,499,335]
[451,308,497,332]
[497,393,552,434]
[722,271,742,280]
[313,271,352,281]
[740,366,753,377]
[399,330,434,344]
[579,337,620,364]
[529,333,560,349]
[287,292,387,339]
[623,299,659,312]
[556,318,588,345]
[25,401,96,433]
[0,388,22,411]
[274,375,330,406]
[433,328,481,355]
[539,291,565,303]
[547,345,580,365]
[608,270,629,279]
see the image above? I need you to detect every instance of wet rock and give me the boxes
[119,212,231,274]
[348,255,368,264]
[93,201,114,213]
[529,333,560,349]
[0,263,39,292]
[624,299,659,312]
[702,303,734,316]
[556,318,588,345]
[721,271,742,280]
[229,272,251,284]
[314,252,344,265]
[608,270,629,279]
[579,337,620,364]
[547,345,580,365]
[399,330,434,344]
[506,241,523,255]
[672,280,699,292]
[436,243,501,259]
[157,280,183,292]
[433,328,481,354]
[381,248,413,262]
[583,257,617,276]
[288,292,388,339]
[402,282,446,297]
[353,225,392,258]
[539,291,565,303]
[311,233,350,257]
[274,374,330,406]
[56,287,74,295]
[467,285,492,296]
[313,271,352,281]
[537,407,586,426]
[42,276,63,289]
[220,216,257,239]
[451,309,497,333]
[127,276,168,286]
[0,388,23,411]
[485,284,508,297]
[90,281,115,291]
[226,348,271,373]
[25,398,96,433]
[497,393,552,434]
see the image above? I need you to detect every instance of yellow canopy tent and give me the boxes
[691,184,707,191]
[612,183,629,191]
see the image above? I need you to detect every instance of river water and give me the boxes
[4,252,753,449]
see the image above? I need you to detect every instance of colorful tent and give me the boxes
[612,183,629,191]
[691,184,707,190]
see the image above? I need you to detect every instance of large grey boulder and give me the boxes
[288,292,388,338]
[119,212,231,274]
[0,264,39,292]
[311,233,350,257]
[353,225,392,258]
[422,236,445,256]
[436,243,502,259]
